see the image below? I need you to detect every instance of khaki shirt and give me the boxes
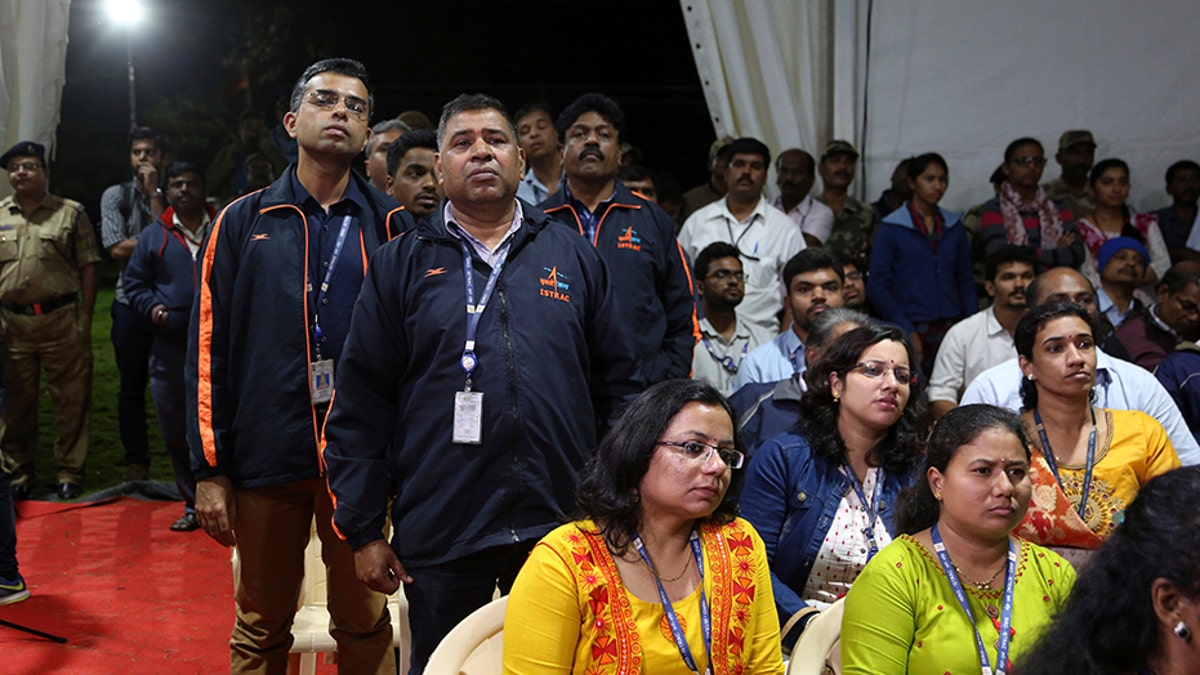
[1042,178,1093,219]
[0,193,101,304]
[820,195,880,265]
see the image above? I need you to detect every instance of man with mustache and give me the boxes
[928,245,1037,419]
[960,266,1200,466]
[187,58,412,674]
[1115,262,1200,371]
[769,148,833,247]
[818,140,879,269]
[321,93,640,673]
[541,92,697,384]
[679,137,806,333]
[731,248,844,391]
[1095,236,1151,328]
[386,128,443,221]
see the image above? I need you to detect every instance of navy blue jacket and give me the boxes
[740,430,918,650]
[729,375,804,456]
[322,200,642,566]
[541,181,697,384]
[123,206,212,345]
[186,168,412,487]
[868,204,976,333]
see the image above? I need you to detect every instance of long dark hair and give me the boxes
[1016,467,1200,675]
[574,379,744,555]
[798,324,927,475]
[1014,302,1100,411]
[895,405,1032,535]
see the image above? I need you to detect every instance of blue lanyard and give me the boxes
[841,464,886,561]
[700,334,748,374]
[629,529,712,675]
[1032,408,1096,521]
[311,214,354,360]
[460,240,510,388]
[931,524,1018,675]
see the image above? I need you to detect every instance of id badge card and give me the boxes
[453,390,484,445]
[309,359,335,404]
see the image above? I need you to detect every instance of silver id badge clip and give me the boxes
[453,390,484,444]
[309,359,335,404]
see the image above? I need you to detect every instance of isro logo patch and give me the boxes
[539,266,571,303]
[616,226,642,251]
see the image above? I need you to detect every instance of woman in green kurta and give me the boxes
[842,405,1076,674]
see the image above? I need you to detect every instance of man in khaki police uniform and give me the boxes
[0,142,100,501]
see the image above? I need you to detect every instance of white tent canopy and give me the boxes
[683,0,1200,214]
[0,0,71,199]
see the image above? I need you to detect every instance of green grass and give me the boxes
[30,284,171,497]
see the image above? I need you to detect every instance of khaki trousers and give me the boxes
[230,477,394,675]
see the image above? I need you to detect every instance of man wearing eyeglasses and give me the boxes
[0,141,100,502]
[1115,262,1200,371]
[541,92,697,385]
[187,58,412,675]
[691,242,772,395]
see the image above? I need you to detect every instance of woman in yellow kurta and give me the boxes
[503,380,785,674]
[1013,302,1179,554]
[842,405,1077,674]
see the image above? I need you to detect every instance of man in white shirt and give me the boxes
[928,245,1036,419]
[691,242,773,395]
[769,149,834,247]
[960,266,1200,465]
[678,137,805,332]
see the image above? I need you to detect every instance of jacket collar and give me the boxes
[419,197,550,243]
[881,201,962,229]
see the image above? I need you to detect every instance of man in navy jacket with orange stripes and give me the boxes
[540,93,697,384]
[185,58,412,674]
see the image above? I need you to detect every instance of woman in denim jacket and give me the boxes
[740,323,928,653]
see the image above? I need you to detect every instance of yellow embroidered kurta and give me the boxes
[503,518,785,674]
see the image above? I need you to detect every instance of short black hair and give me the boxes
[386,129,437,179]
[164,161,206,185]
[238,110,268,125]
[985,244,1038,282]
[1157,264,1200,295]
[1004,137,1043,164]
[1165,159,1200,184]
[693,242,741,280]
[556,93,625,144]
[128,127,164,152]
[782,247,844,288]
[513,101,554,126]
[289,58,373,121]
[617,164,654,185]
[435,93,517,149]
[727,137,771,169]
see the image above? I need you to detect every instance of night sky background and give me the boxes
[55,0,715,219]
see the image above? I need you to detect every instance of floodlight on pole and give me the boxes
[107,0,144,130]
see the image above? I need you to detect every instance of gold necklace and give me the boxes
[952,562,1003,590]
[653,555,690,583]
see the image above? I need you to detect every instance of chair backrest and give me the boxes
[786,598,845,675]
[424,596,508,675]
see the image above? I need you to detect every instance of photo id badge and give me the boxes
[309,359,335,404]
[453,390,484,445]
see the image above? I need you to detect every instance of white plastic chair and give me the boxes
[423,595,508,675]
[232,519,411,675]
[786,597,844,675]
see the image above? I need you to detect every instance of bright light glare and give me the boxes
[106,0,144,25]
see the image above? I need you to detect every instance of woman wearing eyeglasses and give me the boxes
[1012,302,1179,563]
[868,152,978,375]
[503,379,785,674]
[1075,158,1171,295]
[980,137,1086,273]
[739,324,928,655]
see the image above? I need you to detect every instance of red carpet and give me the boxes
[1,496,335,674]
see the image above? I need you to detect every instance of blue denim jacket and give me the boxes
[739,429,916,649]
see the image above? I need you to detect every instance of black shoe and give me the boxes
[170,513,199,532]
[58,482,81,500]
[11,483,30,500]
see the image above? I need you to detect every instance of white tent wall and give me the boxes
[0,0,72,200]
[686,0,1200,214]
